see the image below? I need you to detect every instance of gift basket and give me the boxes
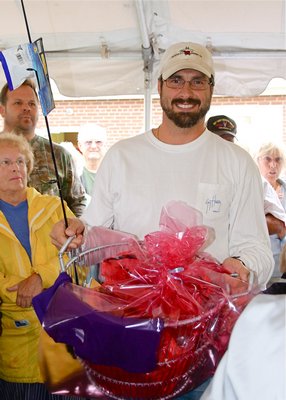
[33,201,259,399]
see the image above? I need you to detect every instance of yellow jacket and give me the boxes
[0,187,74,383]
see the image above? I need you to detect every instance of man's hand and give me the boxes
[266,213,286,239]
[50,217,85,250]
[7,273,43,308]
[220,257,253,295]
[223,257,250,283]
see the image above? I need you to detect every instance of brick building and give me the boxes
[1,93,286,156]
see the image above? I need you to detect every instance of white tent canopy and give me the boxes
[1,0,286,100]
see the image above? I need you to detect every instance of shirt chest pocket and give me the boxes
[196,183,233,221]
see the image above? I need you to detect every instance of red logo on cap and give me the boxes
[171,46,202,60]
[181,47,201,58]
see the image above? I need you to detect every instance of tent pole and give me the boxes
[135,0,153,130]
[144,83,152,131]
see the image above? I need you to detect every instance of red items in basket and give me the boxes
[77,201,258,399]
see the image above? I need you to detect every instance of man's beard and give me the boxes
[161,97,211,128]
[13,120,36,139]
[14,126,31,135]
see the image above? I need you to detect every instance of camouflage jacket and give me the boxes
[28,135,87,216]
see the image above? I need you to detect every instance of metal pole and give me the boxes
[135,0,153,131]
[20,0,68,228]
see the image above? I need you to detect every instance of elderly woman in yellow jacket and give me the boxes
[0,132,80,400]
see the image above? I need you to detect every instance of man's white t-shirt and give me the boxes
[82,129,273,286]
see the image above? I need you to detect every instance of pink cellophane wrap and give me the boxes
[45,201,259,399]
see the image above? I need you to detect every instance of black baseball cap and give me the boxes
[207,115,237,138]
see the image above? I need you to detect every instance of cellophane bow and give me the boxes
[36,200,259,399]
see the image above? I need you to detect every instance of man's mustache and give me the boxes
[172,98,201,106]
[19,113,32,117]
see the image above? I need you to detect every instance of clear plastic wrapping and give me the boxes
[33,201,259,399]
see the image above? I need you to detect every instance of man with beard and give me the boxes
[51,41,273,286]
[50,43,273,398]
[0,80,87,216]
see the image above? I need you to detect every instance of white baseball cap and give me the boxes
[159,42,214,80]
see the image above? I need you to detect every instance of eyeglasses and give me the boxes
[164,76,214,90]
[0,158,26,168]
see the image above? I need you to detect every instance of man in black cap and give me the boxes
[208,115,286,280]
[207,115,237,142]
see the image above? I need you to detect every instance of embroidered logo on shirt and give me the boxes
[205,195,221,214]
